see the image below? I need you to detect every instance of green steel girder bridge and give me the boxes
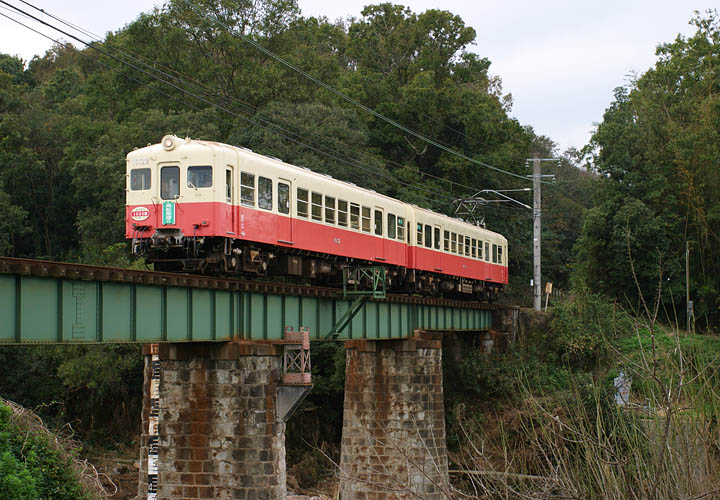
[0,257,499,344]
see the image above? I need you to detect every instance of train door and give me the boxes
[225,167,235,234]
[374,207,385,261]
[277,179,292,244]
[434,224,443,272]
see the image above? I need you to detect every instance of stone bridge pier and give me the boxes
[339,334,449,500]
[138,340,310,500]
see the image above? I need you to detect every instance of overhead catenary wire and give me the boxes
[3,0,500,206]
[0,1,475,209]
[12,0,522,201]
[174,0,547,185]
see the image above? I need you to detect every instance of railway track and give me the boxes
[0,257,508,311]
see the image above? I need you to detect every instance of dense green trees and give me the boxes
[578,11,720,327]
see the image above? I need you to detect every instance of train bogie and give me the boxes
[126,136,508,299]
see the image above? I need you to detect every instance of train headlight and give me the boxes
[162,135,176,151]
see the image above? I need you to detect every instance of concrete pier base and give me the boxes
[339,336,449,500]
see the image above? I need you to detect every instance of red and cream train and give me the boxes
[126,136,508,299]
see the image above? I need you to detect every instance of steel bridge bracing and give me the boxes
[0,258,497,344]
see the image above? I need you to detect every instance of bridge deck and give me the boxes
[0,258,498,344]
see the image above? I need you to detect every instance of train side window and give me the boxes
[188,166,212,188]
[350,203,360,229]
[451,233,457,253]
[458,235,464,255]
[226,169,232,202]
[325,196,336,224]
[161,166,180,200]
[478,241,483,260]
[485,242,490,261]
[338,200,348,227]
[465,237,470,256]
[240,172,255,206]
[387,214,396,239]
[492,244,498,263]
[397,217,405,241]
[434,227,440,250]
[130,168,151,191]
[471,239,477,258]
[361,206,371,232]
[374,210,383,236]
[498,245,504,265]
[297,188,309,218]
[278,183,290,214]
[444,231,450,252]
[258,176,272,210]
[416,224,423,246]
[424,224,432,248]
[311,192,322,221]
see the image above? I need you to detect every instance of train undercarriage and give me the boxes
[133,232,503,301]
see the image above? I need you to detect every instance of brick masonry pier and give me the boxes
[339,334,449,500]
[138,343,287,500]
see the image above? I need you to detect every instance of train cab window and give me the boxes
[374,210,383,236]
[226,169,232,202]
[258,177,272,210]
[498,246,504,265]
[471,239,477,258]
[311,192,322,221]
[387,214,396,239]
[297,188,309,218]
[241,172,255,206]
[451,233,457,253]
[492,244,498,263]
[361,206,371,232]
[325,196,336,224]
[187,166,212,188]
[444,230,450,252]
[350,203,360,229]
[130,168,151,191]
[465,237,471,256]
[424,225,432,248]
[434,227,440,250]
[485,242,490,261]
[160,166,180,200]
[338,200,348,227]
[278,183,290,214]
[416,224,423,246]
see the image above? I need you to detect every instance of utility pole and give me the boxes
[532,154,542,311]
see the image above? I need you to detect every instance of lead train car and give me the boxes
[126,135,508,299]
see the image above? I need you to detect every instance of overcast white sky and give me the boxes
[0,0,716,153]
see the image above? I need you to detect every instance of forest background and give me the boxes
[0,0,718,493]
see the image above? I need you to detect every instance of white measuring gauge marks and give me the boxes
[148,345,160,500]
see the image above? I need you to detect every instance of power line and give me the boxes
[0,2,472,209]
[174,0,541,184]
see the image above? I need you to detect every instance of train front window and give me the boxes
[258,177,272,210]
[160,166,179,200]
[338,200,348,227]
[361,206,371,232]
[297,188,308,217]
[350,203,360,229]
[325,196,336,224]
[312,192,322,221]
[130,168,151,191]
[387,214,396,239]
[424,225,432,248]
[241,172,255,206]
[187,166,212,188]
